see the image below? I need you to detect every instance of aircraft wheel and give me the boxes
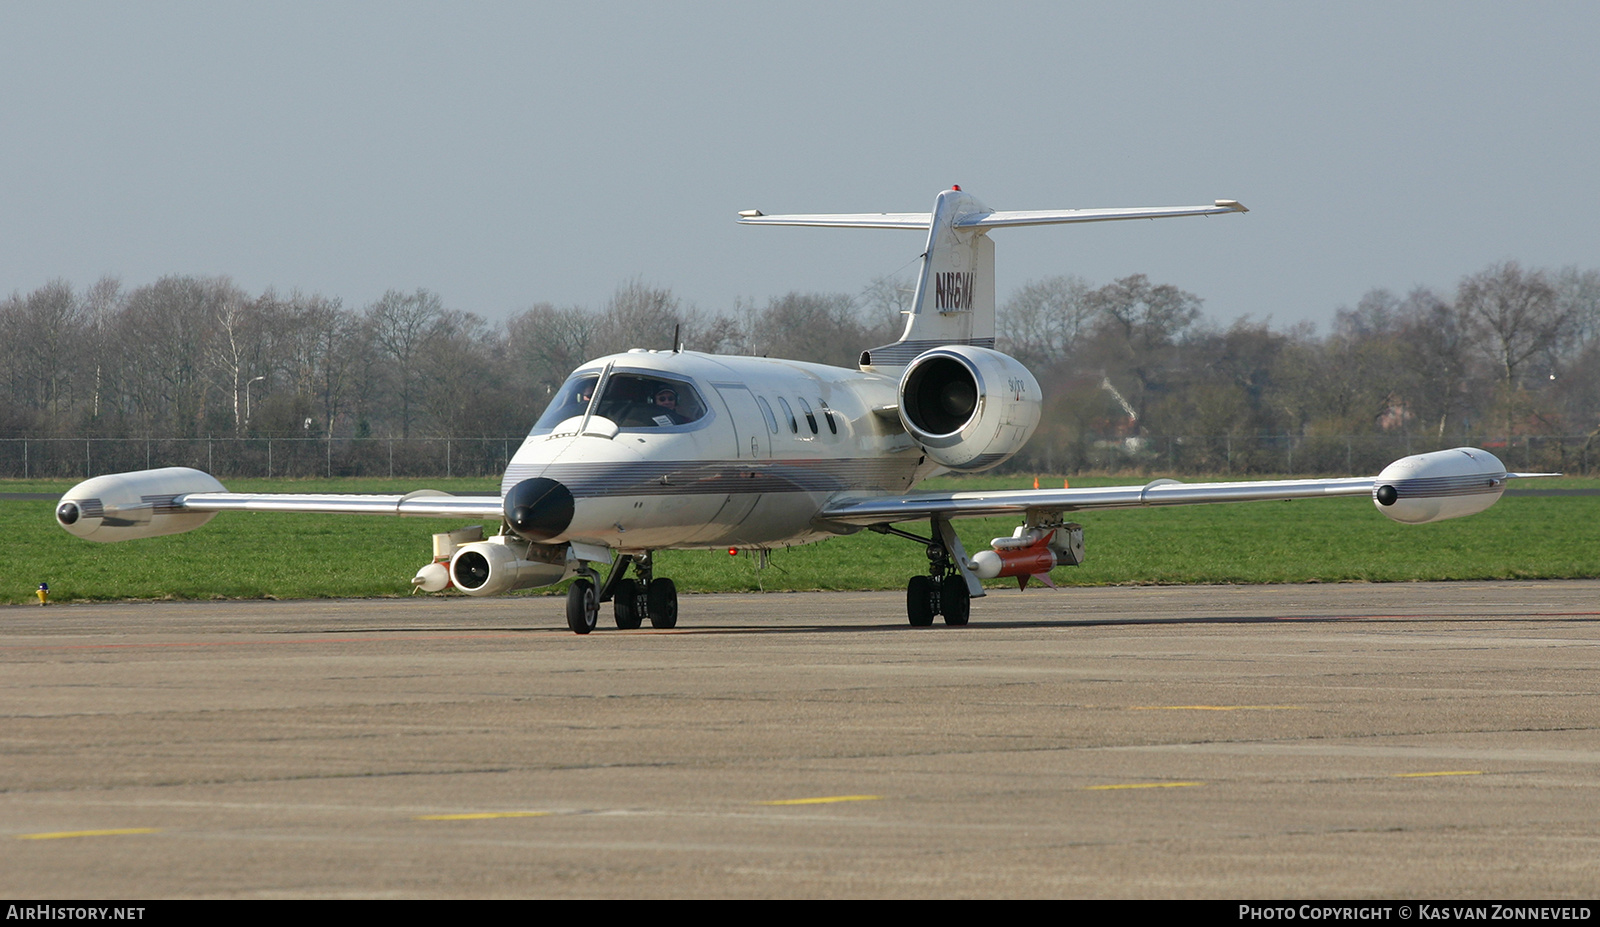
[613,578,642,630]
[906,575,935,627]
[647,577,678,629]
[940,578,970,626]
[566,578,598,634]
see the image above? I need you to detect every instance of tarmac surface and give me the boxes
[4,581,1599,899]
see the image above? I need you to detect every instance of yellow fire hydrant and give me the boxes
[36,582,48,606]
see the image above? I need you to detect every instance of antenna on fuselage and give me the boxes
[673,323,681,353]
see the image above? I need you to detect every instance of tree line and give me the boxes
[3,261,1597,474]
[997,262,1600,472]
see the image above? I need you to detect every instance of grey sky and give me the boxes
[4,2,1596,333]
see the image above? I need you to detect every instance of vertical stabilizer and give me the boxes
[866,187,998,369]
[737,188,1248,372]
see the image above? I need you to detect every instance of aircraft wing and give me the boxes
[177,490,505,519]
[53,467,511,544]
[817,476,1381,526]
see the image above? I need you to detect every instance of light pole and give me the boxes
[245,376,266,426]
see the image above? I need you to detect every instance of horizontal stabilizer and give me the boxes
[737,200,1247,231]
[737,212,932,229]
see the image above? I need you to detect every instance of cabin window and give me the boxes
[797,398,819,435]
[756,396,779,433]
[777,397,798,434]
[818,399,838,435]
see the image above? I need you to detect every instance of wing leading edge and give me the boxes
[820,444,1555,529]
[178,490,505,519]
[818,476,1378,526]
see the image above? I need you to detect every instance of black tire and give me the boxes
[906,575,935,627]
[613,578,642,629]
[940,577,971,626]
[566,578,598,634]
[647,577,678,629]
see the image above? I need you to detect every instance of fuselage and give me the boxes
[501,350,938,551]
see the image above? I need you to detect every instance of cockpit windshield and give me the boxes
[531,373,601,433]
[530,369,708,435]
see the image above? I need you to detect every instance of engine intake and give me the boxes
[899,346,1041,471]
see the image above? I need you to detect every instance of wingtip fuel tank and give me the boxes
[56,467,226,542]
[1371,447,1509,525]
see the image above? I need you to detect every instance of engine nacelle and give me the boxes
[412,526,487,592]
[448,536,567,597]
[1372,447,1509,524]
[898,346,1041,471]
[56,467,226,542]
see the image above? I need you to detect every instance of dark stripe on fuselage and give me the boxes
[502,456,916,500]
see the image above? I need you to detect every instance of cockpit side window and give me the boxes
[597,372,707,429]
[776,397,798,434]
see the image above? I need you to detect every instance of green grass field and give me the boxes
[6,474,1598,605]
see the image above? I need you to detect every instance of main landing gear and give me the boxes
[568,552,677,635]
[874,518,977,628]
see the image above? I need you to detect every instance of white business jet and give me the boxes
[55,187,1548,633]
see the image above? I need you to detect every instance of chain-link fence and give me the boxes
[2,433,1594,480]
[1010,433,1595,476]
[0,437,525,480]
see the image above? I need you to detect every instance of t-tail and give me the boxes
[739,186,1248,371]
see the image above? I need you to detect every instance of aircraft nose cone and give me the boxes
[503,477,574,541]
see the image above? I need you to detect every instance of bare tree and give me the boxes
[998,275,1094,369]
[1395,286,1477,439]
[274,292,352,439]
[1083,275,1205,421]
[364,288,445,439]
[860,273,917,342]
[506,302,601,394]
[1457,262,1571,435]
[207,281,264,434]
[115,276,239,436]
[748,292,868,367]
[594,279,694,356]
[1458,262,1566,391]
[1554,265,1600,353]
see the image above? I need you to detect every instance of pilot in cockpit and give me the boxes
[650,387,687,426]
